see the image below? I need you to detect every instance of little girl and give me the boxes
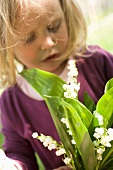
[0,0,113,170]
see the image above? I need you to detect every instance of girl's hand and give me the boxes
[0,149,6,169]
[0,149,18,170]
[53,166,72,170]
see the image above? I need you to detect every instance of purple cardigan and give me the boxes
[1,46,113,170]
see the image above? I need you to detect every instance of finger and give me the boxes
[2,158,18,170]
[0,149,6,169]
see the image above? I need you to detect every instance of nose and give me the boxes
[41,36,56,51]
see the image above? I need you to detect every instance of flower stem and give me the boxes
[72,165,77,170]
[96,160,101,170]
[99,146,113,169]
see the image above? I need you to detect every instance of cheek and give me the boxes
[14,46,35,60]
[57,24,68,48]
[58,32,68,49]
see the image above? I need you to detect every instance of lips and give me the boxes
[43,54,59,62]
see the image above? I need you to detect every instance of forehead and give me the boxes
[26,0,60,12]
[16,0,63,32]
[18,0,62,21]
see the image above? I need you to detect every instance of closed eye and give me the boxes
[25,33,36,44]
[47,21,61,33]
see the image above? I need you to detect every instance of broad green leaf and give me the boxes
[83,92,96,113]
[20,67,113,170]
[87,79,113,137]
[89,87,113,136]
[64,98,93,129]
[20,68,65,98]
[20,68,80,168]
[95,87,113,129]
[44,96,80,169]
[62,99,96,170]
[104,78,113,93]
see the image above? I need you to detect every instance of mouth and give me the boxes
[43,54,59,62]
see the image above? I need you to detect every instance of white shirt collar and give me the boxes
[16,60,69,101]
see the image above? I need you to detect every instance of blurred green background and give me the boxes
[87,14,113,53]
[0,124,4,148]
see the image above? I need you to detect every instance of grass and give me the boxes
[0,133,4,149]
[87,13,113,53]
[35,154,45,170]
[0,124,4,149]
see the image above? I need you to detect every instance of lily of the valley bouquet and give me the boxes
[20,60,113,170]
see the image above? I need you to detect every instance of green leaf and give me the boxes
[99,142,113,169]
[105,78,113,93]
[44,96,80,169]
[62,100,97,170]
[83,92,96,113]
[64,98,93,129]
[20,68,81,168]
[96,87,113,128]
[20,68,65,98]
[20,68,96,169]
[89,87,113,136]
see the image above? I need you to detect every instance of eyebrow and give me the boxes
[21,14,63,39]
[47,16,63,26]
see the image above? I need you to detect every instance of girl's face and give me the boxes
[14,0,68,75]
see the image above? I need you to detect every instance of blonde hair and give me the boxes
[0,0,87,87]
[59,0,87,57]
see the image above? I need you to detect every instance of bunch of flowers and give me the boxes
[20,60,113,170]
[32,132,71,165]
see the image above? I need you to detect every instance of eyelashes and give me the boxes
[25,34,36,44]
[47,21,61,33]
[24,20,62,44]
